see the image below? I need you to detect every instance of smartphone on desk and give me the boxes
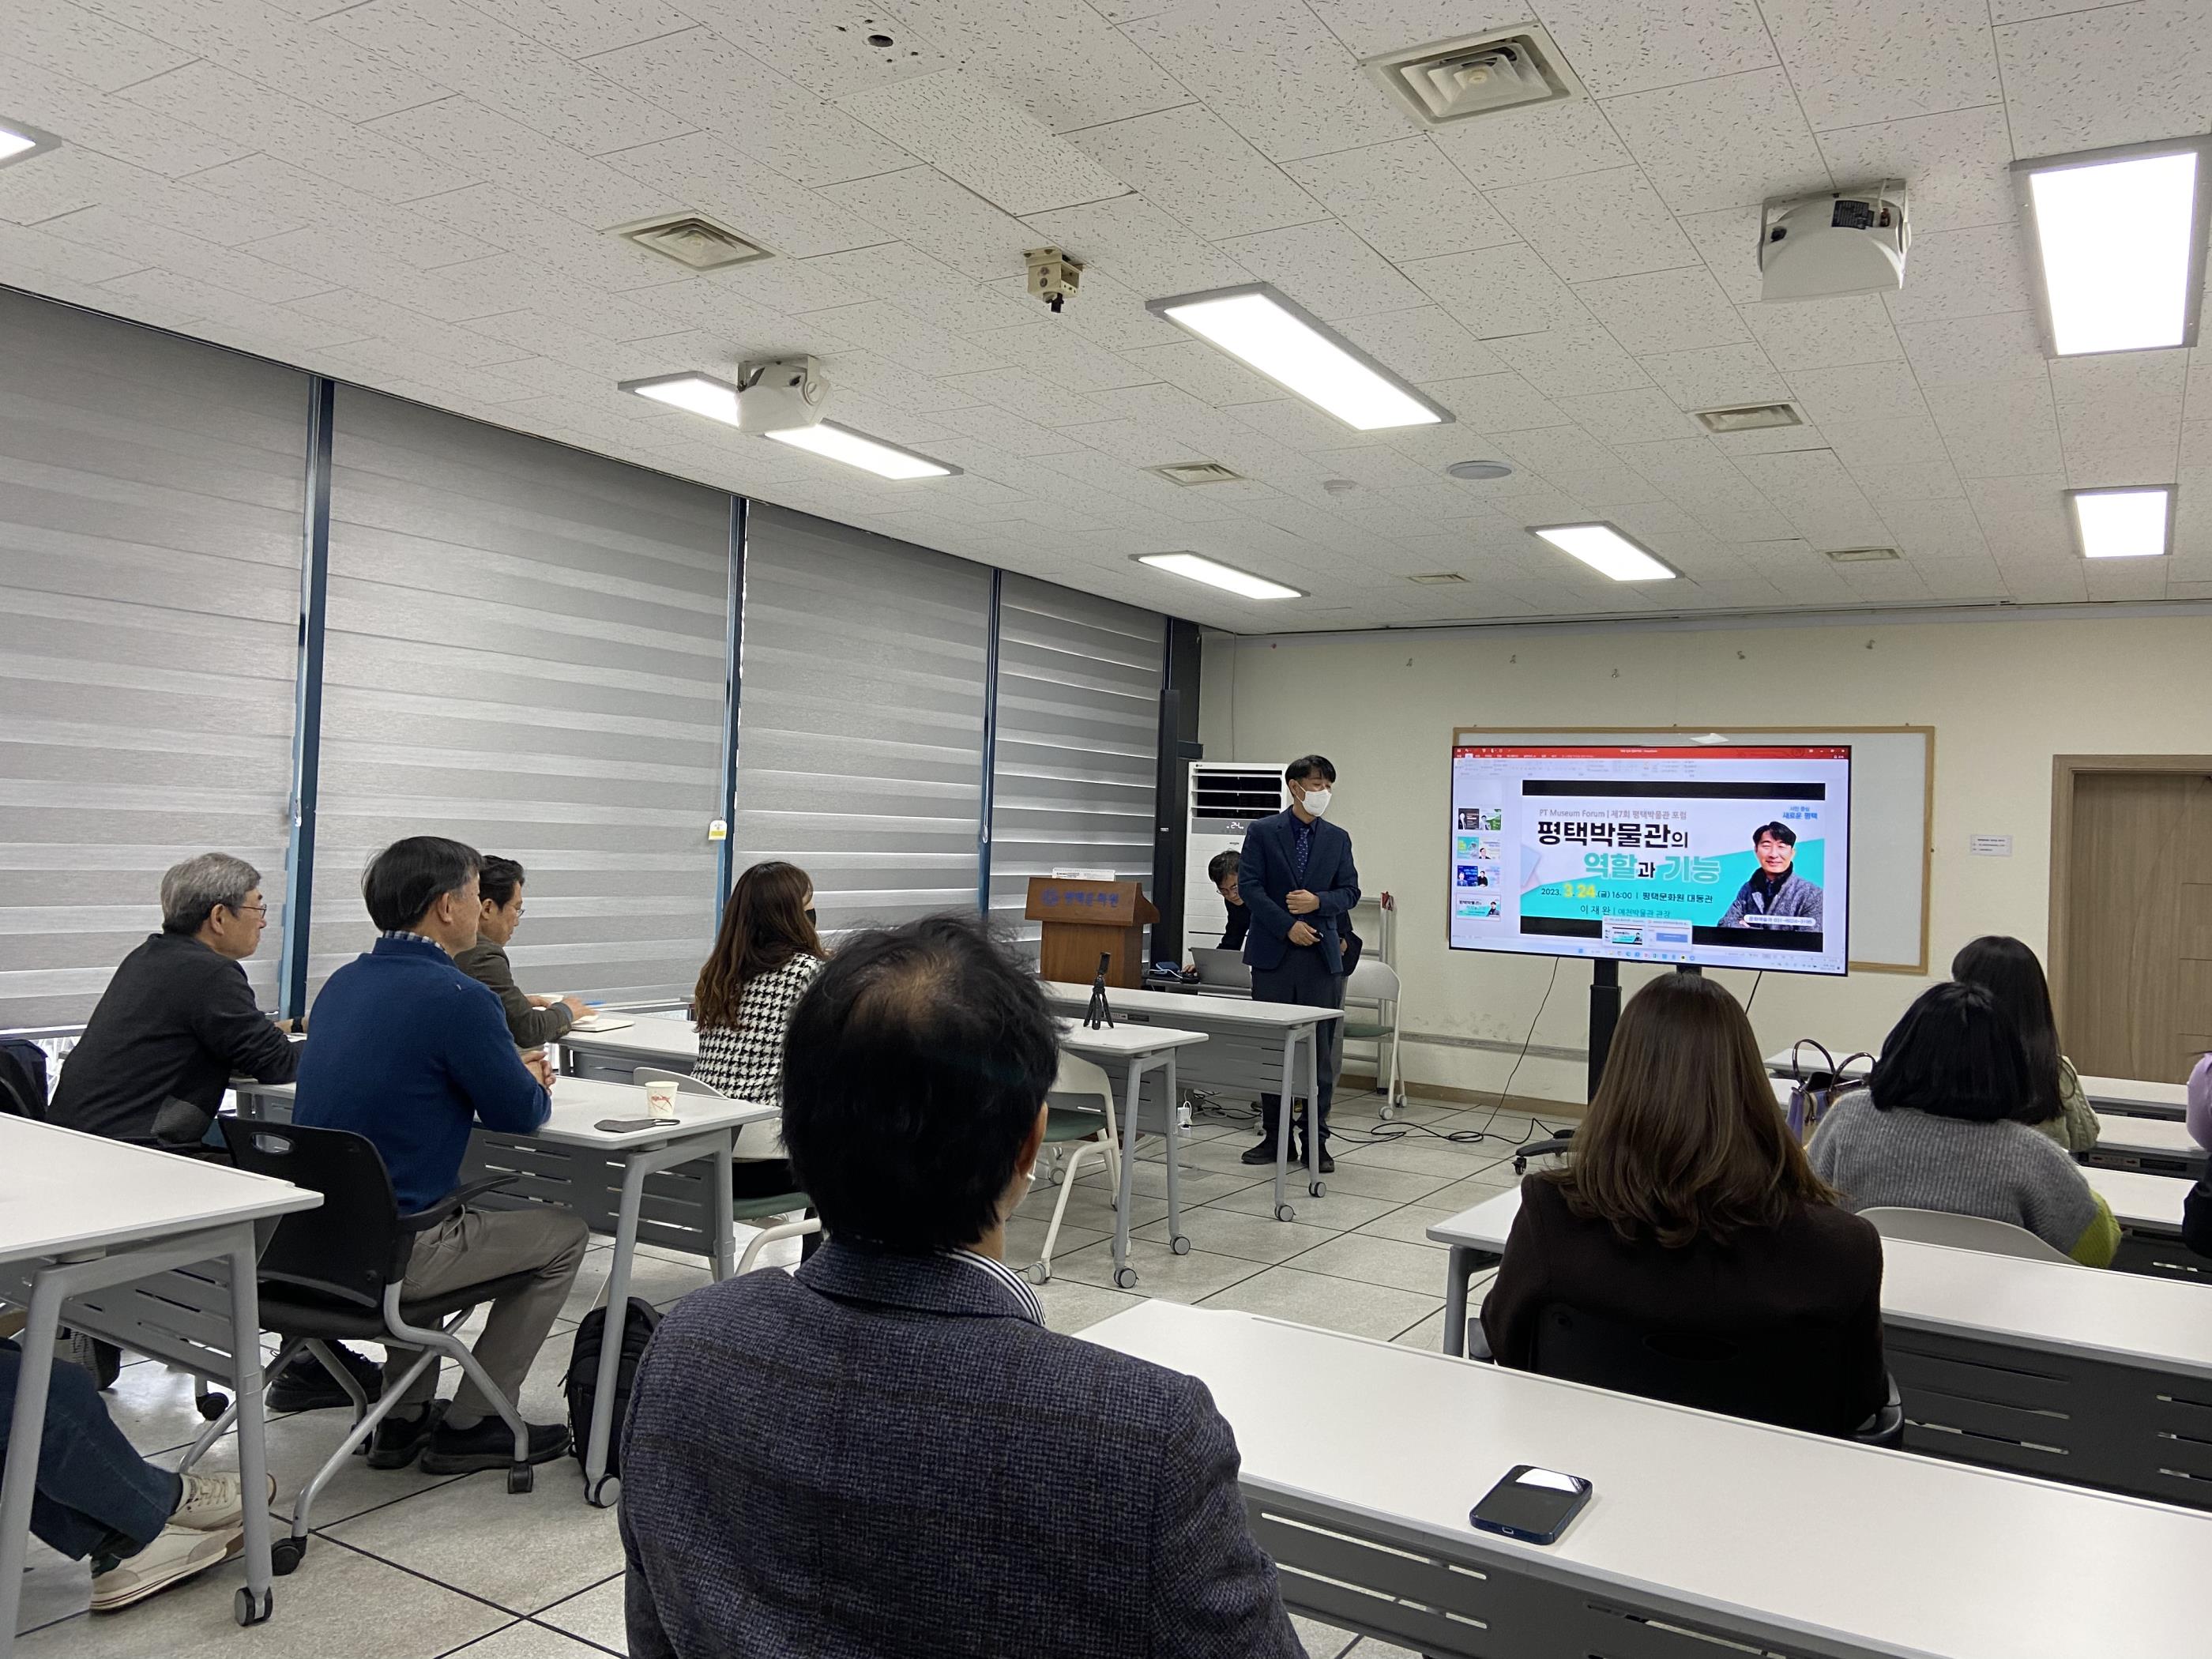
[1469,1465,1593,1545]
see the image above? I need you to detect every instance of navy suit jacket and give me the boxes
[620,1240,1303,1659]
[1238,809,1360,976]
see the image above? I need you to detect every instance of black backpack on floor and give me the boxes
[563,1296,660,1478]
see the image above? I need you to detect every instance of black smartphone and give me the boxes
[1469,1465,1593,1544]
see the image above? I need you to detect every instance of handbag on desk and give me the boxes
[1785,1040,1871,1142]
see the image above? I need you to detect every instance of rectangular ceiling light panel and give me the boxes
[763,420,958,480]
[2015,137,2212,356]
[620,372,743,424]
[1146,284,1450,432]
[1529,521,1679,582]
[1134,551,1304,600]
[2068,486,2172,559]
[0,118,61,167]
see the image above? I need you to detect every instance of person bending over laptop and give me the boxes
[619,914,1302,1659]
[295,836,589,1475]
[49,852,378,1413]
[453,856,587,1050]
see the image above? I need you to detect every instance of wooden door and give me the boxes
[2060,770,2212,1082]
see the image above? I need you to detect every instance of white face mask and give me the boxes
[1299,786,1332,817]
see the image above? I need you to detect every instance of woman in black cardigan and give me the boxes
[1480,970,1887,1436]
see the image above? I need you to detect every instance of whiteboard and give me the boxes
[1453,727,1932,973]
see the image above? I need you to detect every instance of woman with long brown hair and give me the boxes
[1480,970,1886,1435]
[694,860,825,1202]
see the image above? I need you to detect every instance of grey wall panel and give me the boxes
[0,288,305,1029]
[311,386,728,1003]
[988,574,1164,954]
[730,503,991,935]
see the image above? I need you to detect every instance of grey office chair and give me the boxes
[633,1066,819,1271]
[1860,1206,2075,1264]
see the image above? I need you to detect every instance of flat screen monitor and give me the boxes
[1449,743,1852,976]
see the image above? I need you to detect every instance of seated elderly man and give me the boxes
[619,913,1303,1659]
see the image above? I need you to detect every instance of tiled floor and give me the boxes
[19,1090,1532,1657]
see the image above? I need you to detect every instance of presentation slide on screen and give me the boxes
[1449,745,1852,976]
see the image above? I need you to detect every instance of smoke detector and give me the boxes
[1446,458,1514,480]
[1364,26,1584,129]
[1694,402,1802,434]
[1150,461,1243,487]
[1826,546,1902,563]
[614,213,771,272]
[1407,572,1468,584]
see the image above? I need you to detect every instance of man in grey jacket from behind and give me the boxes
[619,914,1304,1659]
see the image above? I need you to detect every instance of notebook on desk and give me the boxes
[1191,948,1251,991]
[566,1015,634,1033]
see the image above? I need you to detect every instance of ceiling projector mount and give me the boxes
[1758,182,1909,303]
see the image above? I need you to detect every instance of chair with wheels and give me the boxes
[1026,1053,1125,1286]
[632,1067,821,1272]
[1341,959,1406,1118]
[1859,1206,2075,1263]
[201,1119,544,1575]
[1477,1295,1903,1446]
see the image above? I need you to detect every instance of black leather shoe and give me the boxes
[367,1404,442,1470]
[1240,1137,1282,1165]
[269,1344,383,1413]
[1300,1144,1336,1175]
[419,1417,571,1475]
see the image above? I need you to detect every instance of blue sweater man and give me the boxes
[294,837,588,1477]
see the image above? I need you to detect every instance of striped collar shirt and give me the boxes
[942,1247,1045,1326]
[378,930,449,957]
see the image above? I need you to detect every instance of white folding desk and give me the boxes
[2086,1111,2204,1176]
[231,1075,772,1507]
[1765,1046,2192,1121]
[0,1119,320,1646]
[1038,981,1344,1224]
[1428,1190,2212,1510]
[554,1017,1213,1290]
[1082,1300,2212,1659]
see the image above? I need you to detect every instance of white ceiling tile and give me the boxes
[1211,219,1428,318]
[980,267,1187,351]
[1232,397,1395,450]
[1813,104,2015,235]
[11,1,194,93]
[364,97,676,230]
[2049,352,2187,484]
[604,132,892,259]
[1528,0,1777,96]
[1020,192,1255,299]
[837,70,1132,215]
[1740,292,1902,371]
[916,0,1191,132]
[1669,205,1766,304]
[971,322,1162,393]
[1400,243,1594,338]
[448,0,694,58]
[1573,265,1748,355]
[2082,558,2172,601]
[1425,96,1633,188]
[0,218,147,287]
[815,166,1036,280]
[1416,372,1572,431]
[1964,472,2073,558]
[1995,1,2212,156]
[1912,557,2010,599]
[1281,136,1516,261]
[1782,362,1927,426]
[1881,222,2032,327]
[1488,326,1653,396]
[1600,67,1832,214]
[1895,311,2046,389]
[1300,446,1439,489]
[1635,341,1793,409]
[1853,460,1966,501]
[675,0,958,101]
[578,28,915,187]
[1554,388,1708,444]
[1762,0,2001,131]
[800,242,1042,335]
[1820,413,1948,470]
[1063,104,1322,240]
[1924,378,2063,478]
[1336,307,1505,382]
[1119,339,1284,406]
[1122,0,1405,163]
[1875,497,1992,559]
[39,205,331,303]
[1487,164,1701,282]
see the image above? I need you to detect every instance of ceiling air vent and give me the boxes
[1826,546,1901,563]
[1694,402,1803,434]
[1408,572,1468,584]
[1149,461,1244,487]
[1364,27,1584,128]
[614,214,772,272]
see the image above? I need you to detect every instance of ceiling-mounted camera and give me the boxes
[734,356,829,434]
[1025,246,1083,314]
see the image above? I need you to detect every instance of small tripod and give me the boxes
[1084,952,1115,1029]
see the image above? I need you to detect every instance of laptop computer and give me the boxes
[1191,947,1251,990]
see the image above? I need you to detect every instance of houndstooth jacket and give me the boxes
[694,952,821,1154]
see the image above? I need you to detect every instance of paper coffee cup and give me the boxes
[642,1078,681,1121]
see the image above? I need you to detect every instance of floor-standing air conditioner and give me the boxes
[1184,761,1288,953]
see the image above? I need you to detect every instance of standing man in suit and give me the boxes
[1239,755,1360,1175]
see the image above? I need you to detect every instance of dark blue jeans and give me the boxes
[0,1341,179,1562]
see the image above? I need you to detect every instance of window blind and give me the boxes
[310,386,730,1004]
[0,288,306,1031]
[988,574,1165,957]
[729,503,991,935]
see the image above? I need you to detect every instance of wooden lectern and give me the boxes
[1025,876,1158,989]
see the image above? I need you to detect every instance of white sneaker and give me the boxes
[88,1524,237,1612]
[167,1471,276,1531]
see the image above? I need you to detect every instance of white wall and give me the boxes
[1198,609,2212,1104]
